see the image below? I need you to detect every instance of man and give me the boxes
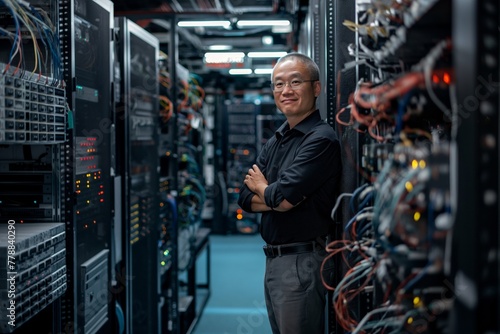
[237,53,341,333]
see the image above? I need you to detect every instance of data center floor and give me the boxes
[192,233,272,334]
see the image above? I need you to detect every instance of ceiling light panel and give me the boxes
[229,69,253,75]
[178,20,231,28]
[204,52,245,64]
[236,20,290,27]
[207,45,233,51]
[254,68,273,74]
[247,51,287,58]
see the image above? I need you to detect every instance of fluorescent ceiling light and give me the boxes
[178,20,231,28]
[204,52,245,57]
[247,51,287,58]
[229,69,252,75]
[254,68,273,74]
[207,45,233,51]
[204,52,245,64]
[272,25,293,33]
[237,20,290,27]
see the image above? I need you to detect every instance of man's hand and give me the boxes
[244,164,268,194]
[244,165,271,212]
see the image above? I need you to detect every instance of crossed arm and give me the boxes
[244,164,296,212]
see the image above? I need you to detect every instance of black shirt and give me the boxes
[238,110,342,245]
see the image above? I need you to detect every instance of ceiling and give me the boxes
[113,0,309,92]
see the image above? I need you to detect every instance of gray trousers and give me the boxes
[264,249,333,334]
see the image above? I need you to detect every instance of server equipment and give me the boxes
[225,103,259,234]
[0,1,68,332]
[114,17,160,334]
[60,0,115,332]
[311,0,474,333]
[0,66,66,144]
[0,223,66,333]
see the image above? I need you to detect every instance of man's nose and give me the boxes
[281,83,294,92]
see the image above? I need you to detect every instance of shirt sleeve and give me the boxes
[238,186,255,212]
[264,130,341,207]
[237,142,270,212]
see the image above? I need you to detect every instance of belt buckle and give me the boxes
[263,245,281,257]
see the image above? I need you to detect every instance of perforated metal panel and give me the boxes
[452,0,499,331]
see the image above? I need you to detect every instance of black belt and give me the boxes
[263,240,324,258]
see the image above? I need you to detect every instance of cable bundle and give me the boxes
[324,142,453,333]
[0,0,63,83]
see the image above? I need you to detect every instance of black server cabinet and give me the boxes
[60,0,115,332]
[114,17,160,334]
[0,1,68,333]
[225,103,259,234]
[452,0,499,331]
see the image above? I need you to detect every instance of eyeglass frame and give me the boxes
[270,79,318,92]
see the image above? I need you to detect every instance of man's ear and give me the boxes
[314,80,321,97]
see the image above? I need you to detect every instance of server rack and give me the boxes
[60,0,116,332]
[225,103,259,234]
[159,18,181,334]
[168,45,209,334]
[299,0,357,332]
[114,17,160,334]
[209,93,230,235]
[0,0,116,332]
[110,15,212,333]
[318,0,489,333]
[0,1,68,333]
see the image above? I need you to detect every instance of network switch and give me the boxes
[0,64,66,144]
[0,222,66,333]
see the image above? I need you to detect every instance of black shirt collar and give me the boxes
[275,110,322,138]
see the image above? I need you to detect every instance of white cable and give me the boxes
[355,211,374,222]
[358,36,378,60]
[351,305,405,334]
[332,259,372,302]
[0,27,16,38]
[17,0,31,8]
[330,192,353,220]
[359,185,374,200]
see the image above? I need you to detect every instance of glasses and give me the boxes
[271,79,317,92]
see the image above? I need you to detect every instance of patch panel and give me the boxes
[0,63,66,144]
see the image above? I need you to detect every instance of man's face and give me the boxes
[272,58,320,119]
